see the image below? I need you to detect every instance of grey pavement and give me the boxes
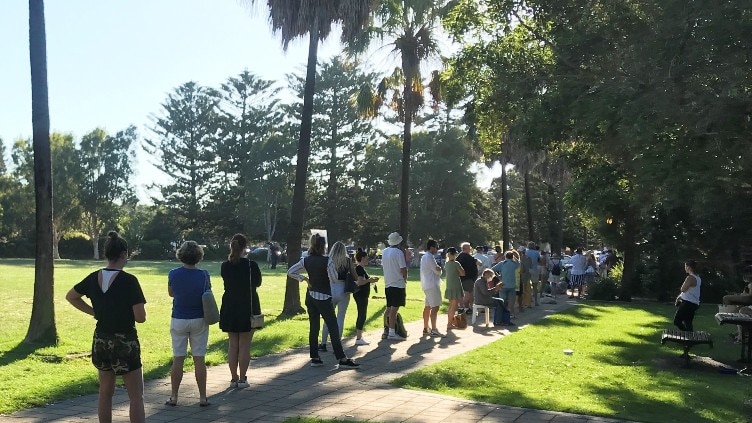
[4,298,637,423]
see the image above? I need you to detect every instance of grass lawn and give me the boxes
[0,258,427,415]
[394,302,752,423]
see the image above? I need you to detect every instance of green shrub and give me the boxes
[588,276,619,301]
[58,234,92,259]
[134,239,170,260]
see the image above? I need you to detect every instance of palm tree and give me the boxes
[349,0,450,247]
[25,0,57,345]
[250,0,376,316]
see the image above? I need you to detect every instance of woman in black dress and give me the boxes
[219,233,261,388]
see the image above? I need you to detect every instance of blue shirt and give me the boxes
[493,260,519,290]
[526,249,540,273]
[169,267,210,319]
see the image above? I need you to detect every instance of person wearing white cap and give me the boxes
[382,232,407,340]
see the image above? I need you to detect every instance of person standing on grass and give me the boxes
[674,260,701,332]
[382,232,408,340]
[287,234,359,368]
[65,231,146,423]
[353,249,379,345]
[219,233,262,389]
[165,241,211,407]
[444,247,465,330]
[421,239,445,337]
[319,241,359,352]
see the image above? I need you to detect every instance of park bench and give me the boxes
[660,329,713,367]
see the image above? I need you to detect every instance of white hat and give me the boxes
[387,232,403,246]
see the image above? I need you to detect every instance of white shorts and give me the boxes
[424,287,442,308]
[170,318,209,357]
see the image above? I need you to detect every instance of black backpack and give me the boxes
[551,262,562,276]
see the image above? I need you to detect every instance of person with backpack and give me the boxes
[287,234,359,368]
[548,253,564,295]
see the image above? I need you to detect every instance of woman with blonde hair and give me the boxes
[319,241,360,351]
[219,234,262,389]
[288,234,359,368]
[165,241,211,407]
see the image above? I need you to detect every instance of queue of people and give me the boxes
[63,229,642,422]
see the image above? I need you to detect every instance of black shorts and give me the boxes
[385,287,406,307]
[461,278,475,293]
[91,330,142,376]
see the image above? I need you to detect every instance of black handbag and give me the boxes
[344,258,359,294]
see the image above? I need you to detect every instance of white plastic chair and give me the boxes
[472,304,491,327]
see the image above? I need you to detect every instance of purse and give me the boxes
[344,258,359,294]
[249,260,264,329]
[201,271,220,325]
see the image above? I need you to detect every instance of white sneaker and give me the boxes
[387,333,406,341]
[355,338,370,346]
[236,379,249,388]
[229,380,238,388]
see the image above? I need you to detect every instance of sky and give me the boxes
[0,0,498,201]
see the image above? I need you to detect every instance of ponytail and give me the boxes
[103,231,128,261]
[228,233,248,264]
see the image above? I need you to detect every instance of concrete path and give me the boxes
[5,298,636,423]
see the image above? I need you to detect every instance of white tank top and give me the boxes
[680,274,701,305]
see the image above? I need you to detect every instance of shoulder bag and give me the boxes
[202,270,220,325]
[249,260,265,329]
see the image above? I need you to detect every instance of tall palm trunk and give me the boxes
[282,20,319,316]
[546,183,561,254]
[25,0,57,345]
[501,158,510,251]
[524,171,534,242]
[399,71,413,247]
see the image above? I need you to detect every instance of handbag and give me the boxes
[453,312,468,329]
[201,271,220,325]
[344,258,359,294]
[249,260,265,329]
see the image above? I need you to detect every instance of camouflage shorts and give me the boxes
[91,330,142,376]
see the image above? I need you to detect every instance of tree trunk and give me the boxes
[524,171,534,242]
[92,234,100,260]
[52,226,61,260]
[324,125,338,243]
[25,0,57,345]
[501,158,510,251]
[399,72,413,247]
[546,183,560,254]
[282,22,319,317]
[619,205,640,301]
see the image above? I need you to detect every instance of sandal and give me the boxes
[165,398,177,407]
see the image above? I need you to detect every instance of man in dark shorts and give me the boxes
[456,242,481,313]
[382,232,408,340]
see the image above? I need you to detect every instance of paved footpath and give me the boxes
[5,299,637,423]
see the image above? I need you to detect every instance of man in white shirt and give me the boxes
[421,239,444,337]
[569,248,587,298]
[473,245,491,274]
[382,232,407,340]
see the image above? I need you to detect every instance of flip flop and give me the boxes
[164,398,177,406]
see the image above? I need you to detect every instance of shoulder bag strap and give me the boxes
[248,259,254,316]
